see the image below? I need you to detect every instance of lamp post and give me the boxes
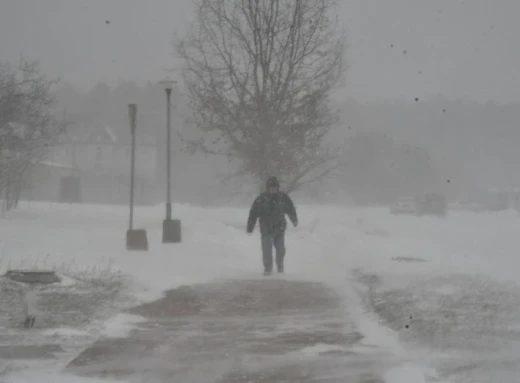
[160,78,181,243]
[126,103,148,251]
[128,104,137,231]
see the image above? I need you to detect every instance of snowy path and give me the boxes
[65,278,386,382]
[2,202,519,382]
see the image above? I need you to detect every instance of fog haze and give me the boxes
[3,0,519,205]
[3,2,520,382]
[2,0,519,103]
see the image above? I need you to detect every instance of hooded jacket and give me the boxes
[247,191,297,235]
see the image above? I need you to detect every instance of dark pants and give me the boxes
[261,231,286,272]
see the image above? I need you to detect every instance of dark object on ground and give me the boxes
[162,219,181,243]
[485,191,510,211]
[126,229,148,250]
[24,316,35,328]
[416,193,447,216]
[389,196,417,215]
[5,270,61,284]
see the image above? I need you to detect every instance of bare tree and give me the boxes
[177,0,347,191]
[0,60,66,211]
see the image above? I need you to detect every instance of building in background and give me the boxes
[23,123,159,205]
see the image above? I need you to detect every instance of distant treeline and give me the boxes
[56,83,517,204]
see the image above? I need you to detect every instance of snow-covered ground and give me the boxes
[1,202,519,382]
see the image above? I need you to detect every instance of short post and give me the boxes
[126,104,148,251]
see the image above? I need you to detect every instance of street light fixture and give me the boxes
[160,77,181,243]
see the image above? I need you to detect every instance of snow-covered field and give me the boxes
[1,201,519,382]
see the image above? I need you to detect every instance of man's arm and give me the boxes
[247,197,260,233]
[283,193,298,227]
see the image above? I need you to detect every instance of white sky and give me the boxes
[1,0,519,103]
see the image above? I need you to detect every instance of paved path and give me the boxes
[66,278,387,382]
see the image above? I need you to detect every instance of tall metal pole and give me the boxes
[128,104,137,230]
[165,88,172,221]
[160,77,180,244]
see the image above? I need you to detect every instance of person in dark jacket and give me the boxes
[247,176,298,275]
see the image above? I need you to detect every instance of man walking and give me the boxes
[247,176,298,275]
